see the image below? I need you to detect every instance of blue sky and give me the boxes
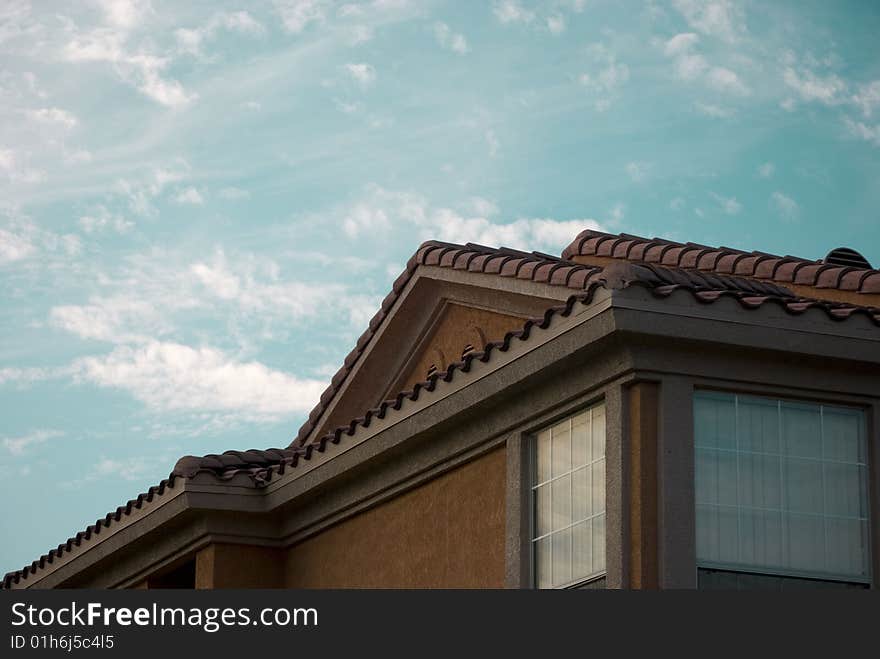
[1,0,879,574]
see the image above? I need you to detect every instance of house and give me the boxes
[4,228,879,590]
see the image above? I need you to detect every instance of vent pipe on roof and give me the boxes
[823,247,873,269]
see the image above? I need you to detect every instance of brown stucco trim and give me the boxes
[627,382,659,589]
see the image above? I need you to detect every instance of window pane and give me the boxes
[571,465,590,522]
[533,401,606,588]
[551,419,571,478]
[551,474,571,532]
[571,412,590,468]
[534,483,552,537]
[694,392,870,583]
[571,520,592,582]
[536,429,551,483]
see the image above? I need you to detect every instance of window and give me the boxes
[694,391,870,588]
[532,401,606,588]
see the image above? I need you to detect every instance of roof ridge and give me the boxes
[561,229,880,296]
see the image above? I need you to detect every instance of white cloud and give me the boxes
[579,44,630,111]
[190,249,348,324]
[50,297,167,344]
[783,67,846,105]
[2,429,63,456]
[625,161,651,182]
[672,0,745,43]
[706,66,750,95]
[275,0,328,33]
[0,227,35,263]
[662,32,747,95]
[757,162,775,178]
[343,202,390,237]
[73,341,327,419]
[669,197,685,211]
[26,107,78,128]
[844,117,880,147]
[96,0,148,30]
[345,62,376,86]
[117,161,190,216]
[175,11,264,57]
[663,34,706,81]
[852,80,880,118]
[710,192,741,215]
[64,34,196,108]
[547,15,565,34]
[174,187,204,205]
[0,366,64,387]
[0,210,79,265]
[0,147,45,183]
[664,32,700,57]
[695,101,733,118]
[493,0,535,24]
[79,206,134,234]
[338,186,604,252]
[434,22,468,55]
[771,191,798,219]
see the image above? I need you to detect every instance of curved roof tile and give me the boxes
[563,229,879,295]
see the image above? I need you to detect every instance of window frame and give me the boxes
[692,388,873,588]
[529,399,608,590]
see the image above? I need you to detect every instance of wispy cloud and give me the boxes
[25,107,78,128]
[175,11,264,58]
[626,161,651,182]
[274,0,328,34]
[579,43,630,111]
[434,22,468,55]
[345,62,377,86]
[771,190,798,220]
[493,0,535,24]
[710,192,742,215]
[174,187,204,205]
[695,101,734,118]
[672,0,746,43]
[757,162,775,178]
[2,429,63,456]
[662,32,749,95]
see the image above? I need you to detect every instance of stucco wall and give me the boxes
[284,446,507,588]
[196,544,282,589]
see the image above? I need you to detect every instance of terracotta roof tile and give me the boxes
[564,229,879,296]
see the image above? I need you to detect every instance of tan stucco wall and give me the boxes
[196,543,282,589]
[401,303,525,390]
[284,446,507,588]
